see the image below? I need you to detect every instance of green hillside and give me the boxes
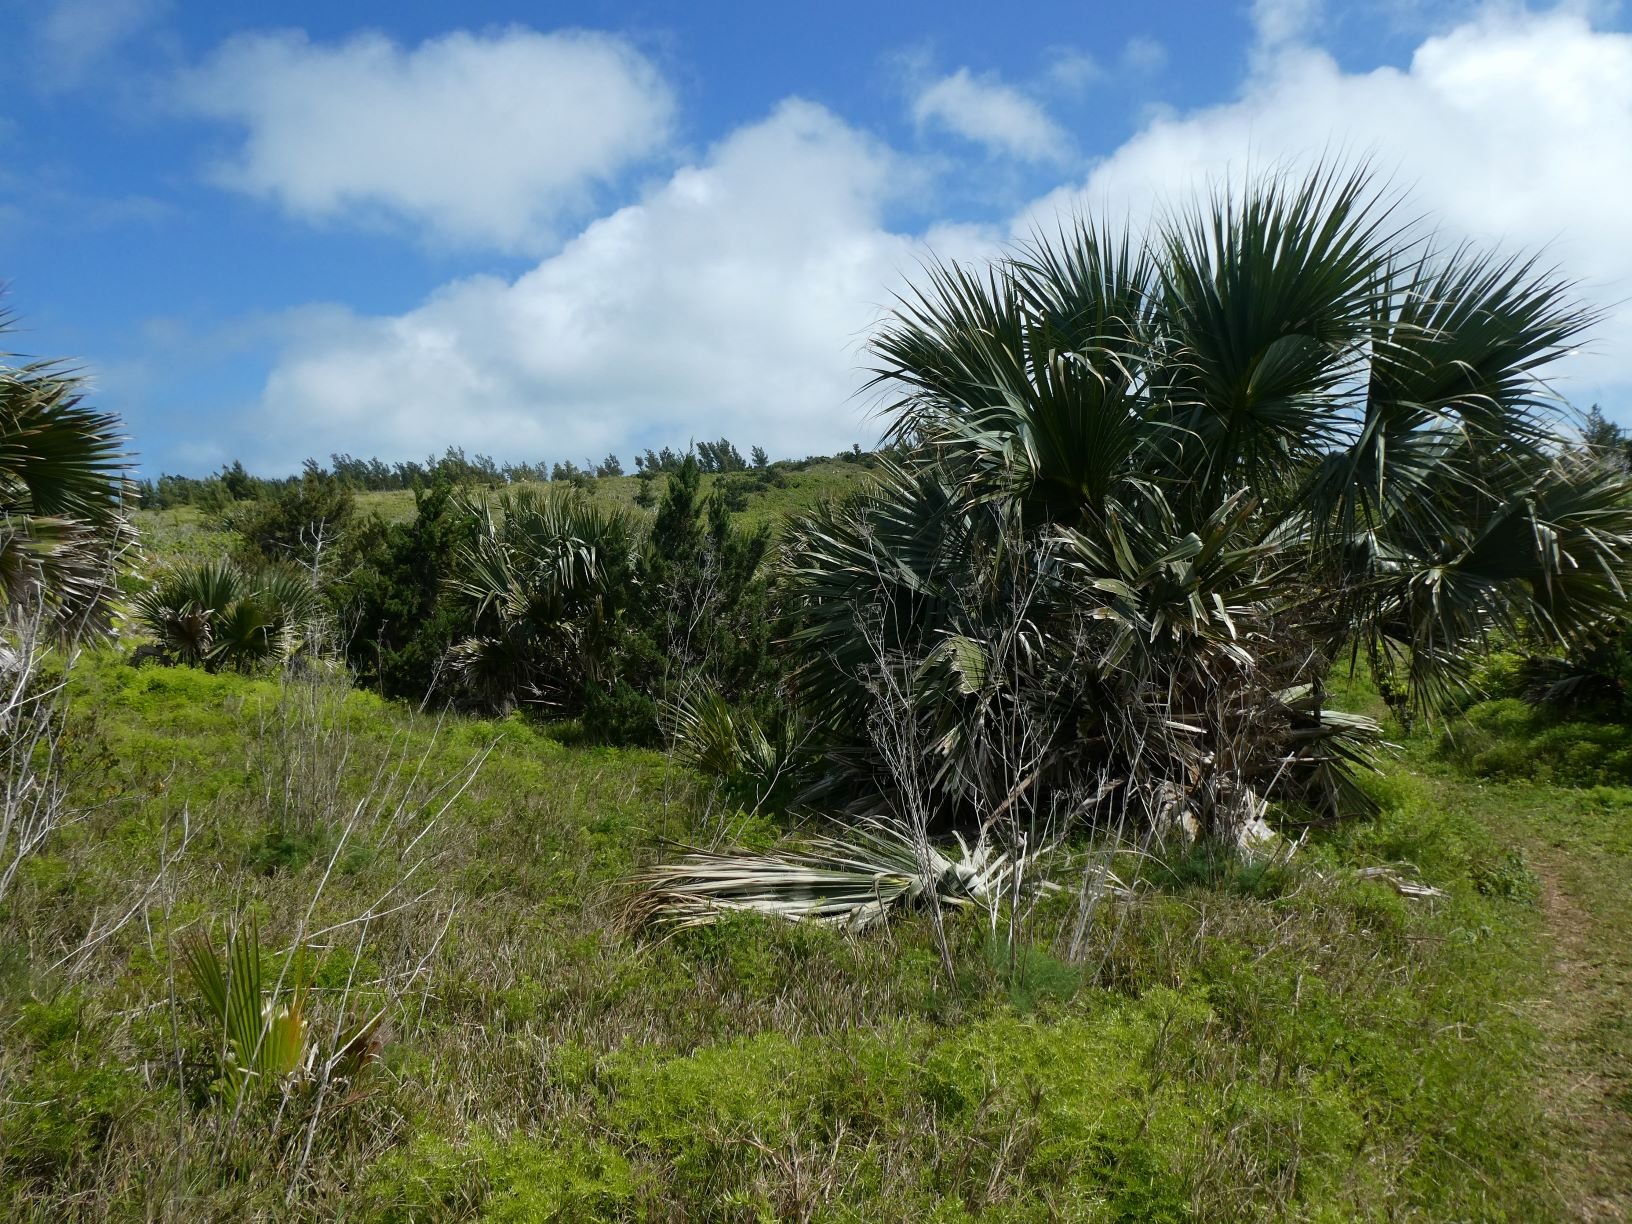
[10,167,1632,1221]
[4,652,1627,1218]
[134,456,881,568]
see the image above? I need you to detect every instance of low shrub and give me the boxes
[1443,699,1632,786]
[363,1131,637,1223]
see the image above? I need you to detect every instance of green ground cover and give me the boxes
[2,653,1623,1220]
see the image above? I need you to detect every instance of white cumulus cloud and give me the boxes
[177,26,674,252]
[1252,0,1324,52]
[245,101,985,471]
[1025,8,1632,409]
[232,8,1632,473]
[911,68,1069,163]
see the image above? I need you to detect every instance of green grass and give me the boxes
[4,652,1613,1219]
[129,503,238,570]
[1411,705,1632,1216]
[1436,697,1632,790]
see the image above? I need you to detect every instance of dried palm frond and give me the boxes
[1354,864,1448,899]
[624,818,1040,933]
[1269,683,1391,818]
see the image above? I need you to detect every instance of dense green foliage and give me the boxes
[136,435,813,511]
[129,444,854,744]
[141,449,521,509]
[600,456,776,737]
[227,466,360,575]
[441,456,778,742]
[336,476,483,701]
[445,485,646,714]
[780,167,1632,837]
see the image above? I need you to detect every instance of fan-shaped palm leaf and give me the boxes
[447,486,641,709]
[625,818,1033,933]
[782,161,1632,839]
[0,314,134,633]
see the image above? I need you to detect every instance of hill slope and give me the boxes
[4,654,1623,1218]
[133,457,882,571]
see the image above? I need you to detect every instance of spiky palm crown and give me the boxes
[132,558,325,672]
[446,485,644,711]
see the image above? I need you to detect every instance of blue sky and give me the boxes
[3,0,1630,477]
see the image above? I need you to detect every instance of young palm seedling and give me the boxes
[179,917,385,1100]
[180,916,308,1099]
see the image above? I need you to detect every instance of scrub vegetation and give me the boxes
[3,166,1631,1220]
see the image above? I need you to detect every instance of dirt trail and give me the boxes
[1530,848,1632,1223]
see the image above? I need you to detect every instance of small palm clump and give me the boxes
[133,558,325,672]
[180,918,309,1094]
[0,309,134,636]
[447,486,640,711]
[665,687,807,814]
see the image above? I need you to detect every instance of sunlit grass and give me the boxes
[0,651,1599,1218]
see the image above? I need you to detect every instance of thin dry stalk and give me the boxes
[171,667,491,1191]
[0,608,74,909]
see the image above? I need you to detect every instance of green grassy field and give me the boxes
[1412,721,1632,1217]
[2,651,1627,1220]
[130,503,239,569]
[297,461,859,521]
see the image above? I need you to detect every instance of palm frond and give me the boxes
[665,687,807,812]
[446,485,641,709]
[782,459,990,726]
[1151,162,1401,510]
[0,338,133,633]
[180,917,309,1094]
[625,819,1034,933]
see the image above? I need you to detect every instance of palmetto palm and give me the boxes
[784,165,1632,836]
[447,486,641,712]
[0,311,134,635]
[132,558,325,672]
